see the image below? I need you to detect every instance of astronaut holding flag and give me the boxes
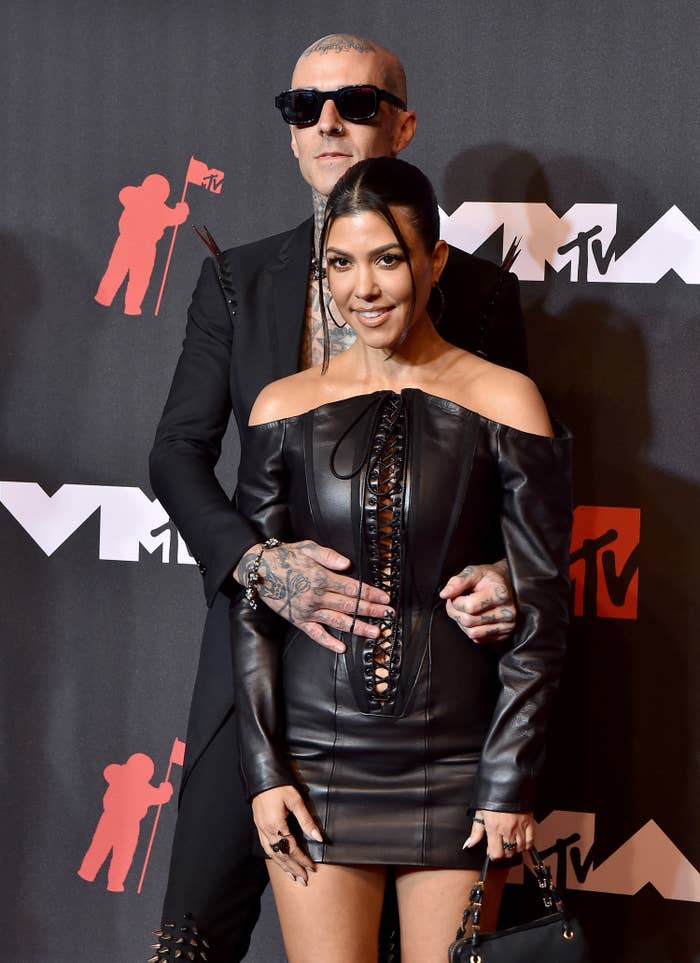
[94,156,224,317]
[77,738,185,894]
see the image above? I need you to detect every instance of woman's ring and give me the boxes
[271,837,291,855]
[472,817,486,825]
[502,840,517,851]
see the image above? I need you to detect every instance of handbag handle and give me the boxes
[451,846,575,960]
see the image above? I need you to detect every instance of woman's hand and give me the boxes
[251,784,323,884]
[464,808,535,860]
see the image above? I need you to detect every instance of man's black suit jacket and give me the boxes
[150,216,526,782]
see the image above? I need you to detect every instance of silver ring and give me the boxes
[472,817,486,825]
[502,840,517,851]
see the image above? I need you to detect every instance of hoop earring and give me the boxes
[430,282,445,326]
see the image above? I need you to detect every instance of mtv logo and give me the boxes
[570,506,640,619]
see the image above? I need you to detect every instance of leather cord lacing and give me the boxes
[330,392,406,712]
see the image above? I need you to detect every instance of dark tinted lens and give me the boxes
[283,90,320,125]
[337,86,379,120]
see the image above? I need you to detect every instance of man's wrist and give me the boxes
[233,543,263,586]
[243,538,282,610]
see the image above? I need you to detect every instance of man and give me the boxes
[149,34,526,963]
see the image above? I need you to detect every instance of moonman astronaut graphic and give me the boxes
[78,753,173,892]
[94,174,189,315]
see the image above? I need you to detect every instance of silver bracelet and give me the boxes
[244,538,281,610]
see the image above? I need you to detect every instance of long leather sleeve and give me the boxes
[149,257,260,607]
[473,420,573,812]
[230,421,296,800]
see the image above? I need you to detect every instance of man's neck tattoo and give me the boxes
[312,189,327,261]
[311,189,327,281]
[300,189,356,369]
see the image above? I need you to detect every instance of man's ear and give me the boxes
[290,129,299,159]
[392,110,417,155]
[432,239,450,283]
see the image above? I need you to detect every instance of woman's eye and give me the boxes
[328,256,350,270]
[378,253,403,267]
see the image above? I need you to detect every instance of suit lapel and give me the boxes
[266,217,313,379]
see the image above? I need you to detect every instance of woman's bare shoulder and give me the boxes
[454,357,553,437]
[249,368,325,426]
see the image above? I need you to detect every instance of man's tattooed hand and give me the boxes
[439,560,517,644]
[235,540,393,653]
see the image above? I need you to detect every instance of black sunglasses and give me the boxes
[275,84,407,127]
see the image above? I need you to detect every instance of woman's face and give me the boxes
[325,207,445,349]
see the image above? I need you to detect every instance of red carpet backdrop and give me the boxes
[1,2,698,961]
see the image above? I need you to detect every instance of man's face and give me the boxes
[287,50,416,199]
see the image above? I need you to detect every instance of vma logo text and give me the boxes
[570,506,640,620]
[440,204,700,283]
[0,482,194,565]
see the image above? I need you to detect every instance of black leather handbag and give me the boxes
[448,848,590,962]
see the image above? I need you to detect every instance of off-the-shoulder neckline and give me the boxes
[248,387,565,441]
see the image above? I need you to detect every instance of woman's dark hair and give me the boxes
[318,157,441,371]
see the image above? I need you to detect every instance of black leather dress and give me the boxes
[231,388,572,869]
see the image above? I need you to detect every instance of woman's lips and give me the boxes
[353,307,393,327]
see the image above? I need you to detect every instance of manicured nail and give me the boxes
[463,837,473,849]
[310,828,322,841]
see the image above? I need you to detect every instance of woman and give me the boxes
[231,157,572,963]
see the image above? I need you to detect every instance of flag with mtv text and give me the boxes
[185,155,225,194]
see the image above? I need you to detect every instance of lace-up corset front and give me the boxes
[362,393,406,712]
